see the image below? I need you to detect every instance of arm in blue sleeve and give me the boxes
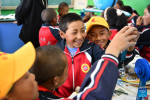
[73,54,119,100]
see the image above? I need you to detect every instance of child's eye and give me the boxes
[91,35,95,36]
[82,30,85,33]
[101,33,105,35]
[72,32,77,34]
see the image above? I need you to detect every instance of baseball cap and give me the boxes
[0,42,36,98]
[86,16,109,34]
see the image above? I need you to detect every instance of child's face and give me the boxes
[87,25,111,48]
[60,20,86,48]
[142,8,150,25]
[8,72,39,100]
[58,6,69,17]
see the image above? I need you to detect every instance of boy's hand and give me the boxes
[136,16,143,26]
[106,26,138,57]
[127,27,140,52]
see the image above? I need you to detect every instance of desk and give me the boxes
[112,79,150,100]
[0,19,24,53]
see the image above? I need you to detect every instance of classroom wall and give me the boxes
[1,0,150,16]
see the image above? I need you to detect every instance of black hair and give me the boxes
[59,13,83,33]
[41,8,57,24]
[58,2,69,10]
[104,7,127,31]
[30,45,67,85]
[120,6,139,16]
[120,6,133,14]
[86,5,94,8]
[147,4,150,13]
[117,0,124,7]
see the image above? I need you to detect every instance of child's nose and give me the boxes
[77,33,83,39]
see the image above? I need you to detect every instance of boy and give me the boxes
[57,2,69,24]
[56,13,138,97]
[0,42,39,100]
[39,8,61,46]
[29,45,68,99]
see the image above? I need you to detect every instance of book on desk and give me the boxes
[0,14,15,20]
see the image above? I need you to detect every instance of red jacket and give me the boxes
[56,39,135,97]
[39,24,61,46]
[109,27,118,40]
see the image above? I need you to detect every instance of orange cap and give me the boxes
[0,42,36,98]
[86,16,109,34]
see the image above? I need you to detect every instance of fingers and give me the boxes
[128,42,136,48]
[124,27,137,36]
[118,26,130,34]
[127,35,138,41]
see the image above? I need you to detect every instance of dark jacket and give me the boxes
[15,0,47,48]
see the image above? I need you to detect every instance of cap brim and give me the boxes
[13,42,36,83]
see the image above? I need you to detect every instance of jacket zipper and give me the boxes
[72,57,75,91]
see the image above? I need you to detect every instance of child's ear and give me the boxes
[59,30,65,39]
[53,77,59,86]
[108,30,112,38]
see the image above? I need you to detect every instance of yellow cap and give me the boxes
[86,16,109,34]
[0,42,36,98]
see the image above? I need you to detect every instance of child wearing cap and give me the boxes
[86,16,139,65]
[56,13,138,97]
[0,42,39,100]
[39,8,61,46]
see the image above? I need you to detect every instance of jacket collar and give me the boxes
[56,38,91,53]
[42,24,52,26]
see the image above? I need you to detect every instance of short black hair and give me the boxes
[30,45,67,85]
[147,4,150,13]
[120,6,133,14]
[58,2,69,10]
[59,13,83,33]
[86,5,94,8]
[117,0,124,7]
[41,8,57,23]
[104,7,127,31]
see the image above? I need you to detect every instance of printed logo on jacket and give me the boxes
[81,64,90,73]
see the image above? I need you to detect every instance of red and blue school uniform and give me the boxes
[37,85,61,100]
[127,16,138,26]
[135,25,150,62]
[39,24,61,46]
[56,38,135,97]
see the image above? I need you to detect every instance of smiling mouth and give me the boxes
[75,40,83,44]
[97,42,103,45]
